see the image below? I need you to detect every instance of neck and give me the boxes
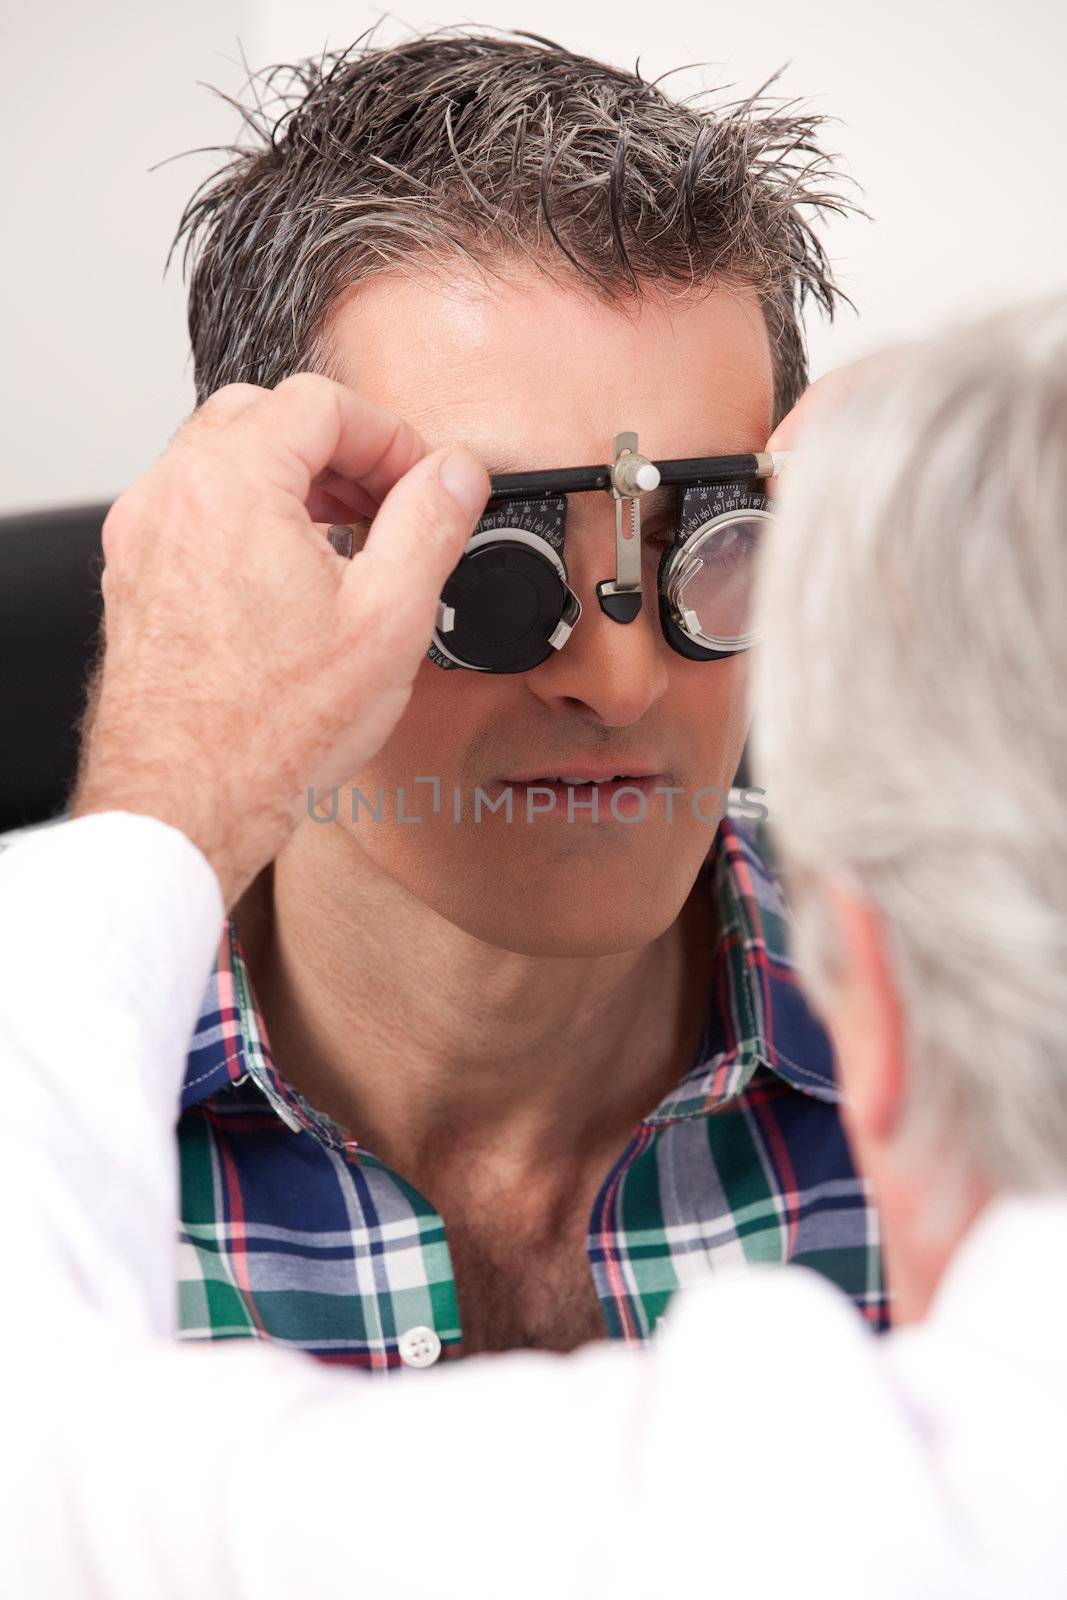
[235,823,715,1195]
[877,1168,995,1326]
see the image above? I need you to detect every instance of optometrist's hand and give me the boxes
[764,344,920,493]
[69,374,489,910]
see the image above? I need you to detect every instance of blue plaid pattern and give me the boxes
[176,815,888,1367]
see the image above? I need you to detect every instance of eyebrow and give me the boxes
[482,446,750,511]
[629,484,677,523]
[495,487,680,534]
[480,443,760,532]
[482,441,747,477]
[483,480,676,518]
[482,469,678,529]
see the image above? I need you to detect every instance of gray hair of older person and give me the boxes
[752,292,1067,1238]
[165,23,860,426]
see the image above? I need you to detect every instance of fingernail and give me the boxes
[439,449,488,520]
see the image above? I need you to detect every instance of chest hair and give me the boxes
[440,1198,608,1357]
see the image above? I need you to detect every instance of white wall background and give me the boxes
[3,0,1065,515]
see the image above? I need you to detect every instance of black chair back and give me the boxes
[0,503,109,833]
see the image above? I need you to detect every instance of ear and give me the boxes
[820,882,907,1143]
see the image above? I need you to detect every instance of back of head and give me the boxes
[753,294,1067,1228]
[168,23,856,426]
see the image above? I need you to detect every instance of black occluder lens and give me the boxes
[468,568,540,643]
[439,542,568,672]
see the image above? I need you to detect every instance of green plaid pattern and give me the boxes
[176,816,888,1368]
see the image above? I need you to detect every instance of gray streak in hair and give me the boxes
[163,22,862,423]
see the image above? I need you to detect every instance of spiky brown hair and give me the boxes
[168,24,860,424]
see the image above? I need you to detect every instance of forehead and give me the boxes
[321,260,774,467]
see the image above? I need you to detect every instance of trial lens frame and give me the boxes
[327,433,789,673]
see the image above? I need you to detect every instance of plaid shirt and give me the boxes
[176,816,889,1368]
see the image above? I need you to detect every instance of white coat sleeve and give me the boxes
[0,813,655,1600]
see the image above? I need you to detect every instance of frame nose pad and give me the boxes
[595,432,659,625]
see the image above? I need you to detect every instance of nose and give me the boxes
[525,538,669,724]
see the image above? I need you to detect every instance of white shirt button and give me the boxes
[398,1325,442,1369]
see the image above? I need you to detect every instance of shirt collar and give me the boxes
[644,814,839,1121]
[181,911,349,1147]
[181,813,838,1131]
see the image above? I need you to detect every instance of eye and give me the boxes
[640,489,681,552]
[642,515,677,552]
[701,525,756,568]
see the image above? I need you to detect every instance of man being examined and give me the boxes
[145,26,885,1365]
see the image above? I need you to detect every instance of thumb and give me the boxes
[339,444,489,678]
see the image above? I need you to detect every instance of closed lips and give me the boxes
[503,765,663,784]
